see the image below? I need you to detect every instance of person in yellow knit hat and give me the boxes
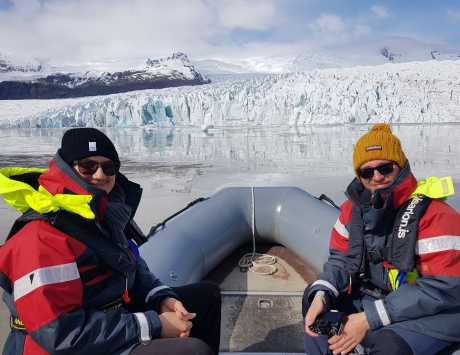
[302,123,460,355]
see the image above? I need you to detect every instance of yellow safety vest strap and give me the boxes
[0,167,95,219]
[413,176,455,199]
[388,268,419,291]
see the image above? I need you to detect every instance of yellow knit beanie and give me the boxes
[353,123,407,173]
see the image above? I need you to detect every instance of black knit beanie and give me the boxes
[59,128,120,167]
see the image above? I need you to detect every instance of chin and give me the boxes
[374,183,391,190]
[93,184,111,193]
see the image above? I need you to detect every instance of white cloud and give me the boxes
[0,0,456,66]
[310,14,346,34]
[0,0,222,63]
[0,0,286,64]
[308,13,373,46]
[370,5,389,18]
[216,0,279,31]
[447,9,460,22]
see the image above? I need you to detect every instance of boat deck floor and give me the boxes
[209,244,460,355]
[205,243,313,354]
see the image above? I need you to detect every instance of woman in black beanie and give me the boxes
[0,128,221,355]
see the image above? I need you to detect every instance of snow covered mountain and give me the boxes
[0,53,43,73]
[194,59,254,75]
[0,52,209,99]
[195,56,296,75]
[144,52,207,80]
[1,59,459,129]
[366,36,460,64]
[194,37,460,74]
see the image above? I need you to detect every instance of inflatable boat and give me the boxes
[141,187,337,285]
[140,187,460,355]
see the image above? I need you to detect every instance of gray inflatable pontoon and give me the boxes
[141,187,338,286]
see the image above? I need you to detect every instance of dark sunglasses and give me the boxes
[75,159,119,176]
[359,162,395,179]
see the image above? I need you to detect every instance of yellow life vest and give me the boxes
[387,176,455,291]
[0,167,95,220]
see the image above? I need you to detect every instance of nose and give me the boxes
[92,166,107,179]
[372,169,385,181]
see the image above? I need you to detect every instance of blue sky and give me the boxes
[0,0,459,63]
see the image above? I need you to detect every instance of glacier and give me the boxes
[0,60,459,128]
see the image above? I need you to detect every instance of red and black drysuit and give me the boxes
[0,154,220,355]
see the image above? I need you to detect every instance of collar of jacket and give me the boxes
[346,162,417,209]
[0,152,142,222]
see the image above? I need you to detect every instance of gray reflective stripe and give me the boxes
[375,300,391,326]
[311,280,339,297]
[417,235,460,255]
[314,291,327,305]
[134,313,151,342]
[145,285,171,303]
[14,262,79,301]
[333,218,349,239]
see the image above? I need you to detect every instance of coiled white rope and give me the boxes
[238,187,277,275]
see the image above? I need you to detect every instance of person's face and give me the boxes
[358,159,401,193]
[73,155,117,194]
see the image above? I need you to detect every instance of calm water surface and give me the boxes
[1,124,459,178]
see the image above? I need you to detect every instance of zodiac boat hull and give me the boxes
[140,187,338,286]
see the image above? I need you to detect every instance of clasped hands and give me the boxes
[304,294,370,355]
[158,297,196,338]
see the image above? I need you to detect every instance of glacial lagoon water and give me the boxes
[1,124,460,175]
[1,123,460,230]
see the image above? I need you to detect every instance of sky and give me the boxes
[0,0,459,65]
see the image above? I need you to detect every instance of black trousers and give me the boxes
[130,282,221,355]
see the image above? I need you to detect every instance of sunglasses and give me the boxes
[75,159,119,176]
[358,162,395,179]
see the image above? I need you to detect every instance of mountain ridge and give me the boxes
[0,52,210,99]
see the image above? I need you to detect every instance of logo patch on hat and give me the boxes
[88,141,97,152]
[365,145,382,152]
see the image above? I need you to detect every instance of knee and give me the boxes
[201,281,221,295]
[182,337,214,355]
[198,281,221,304]
[304,333,330,354]
[368,330,413,355]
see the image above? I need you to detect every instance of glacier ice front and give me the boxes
[1,60,460,128]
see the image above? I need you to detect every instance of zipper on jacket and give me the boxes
[347,274,352,295]
[122,275,131,304]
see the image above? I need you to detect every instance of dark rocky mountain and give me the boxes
[380,47,402,62]
[0,52,210,100]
